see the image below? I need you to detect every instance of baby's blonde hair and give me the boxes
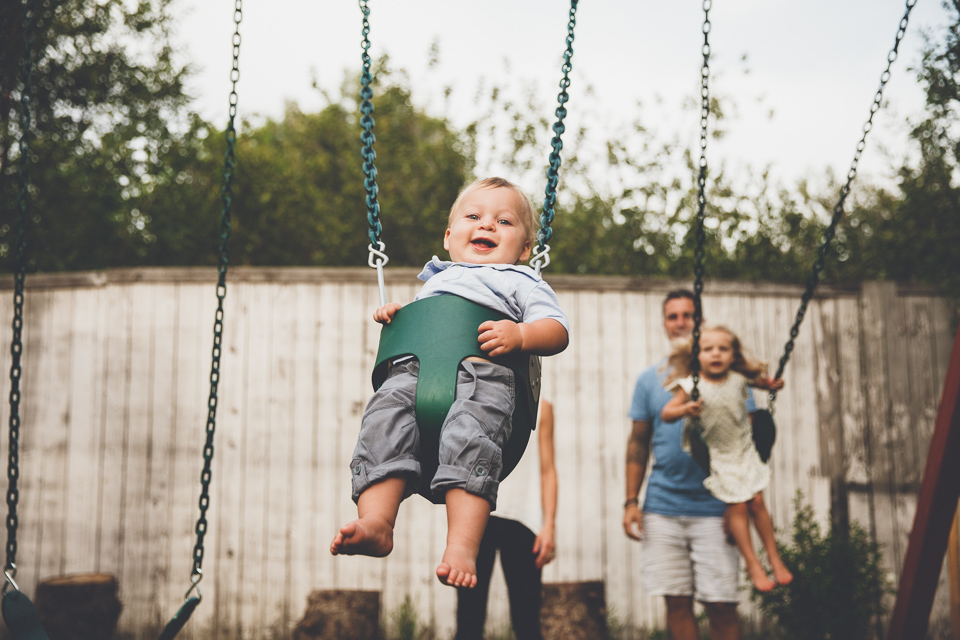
[448,177,539,245]
[665,325,767,385]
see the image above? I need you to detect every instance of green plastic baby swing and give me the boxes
[359,0,578,503]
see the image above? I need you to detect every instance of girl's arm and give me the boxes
[661,388,703,422]
[477,318,569,357]
[749,376,785,392]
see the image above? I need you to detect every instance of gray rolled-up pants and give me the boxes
[350,358,515,506]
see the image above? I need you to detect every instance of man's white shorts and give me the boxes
[640,512,740,603]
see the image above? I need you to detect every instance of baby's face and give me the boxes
[444,187,532,265]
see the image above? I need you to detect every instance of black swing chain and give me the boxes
[359,0,382,249]
[690,0,712,405]
[536,0,579,257]
[5,0,36,589]
[771,0,917,390]
[189,0,242,590]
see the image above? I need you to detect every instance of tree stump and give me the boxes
[540,581,609,640]
[34,573,122,640]
[293,590,380,640]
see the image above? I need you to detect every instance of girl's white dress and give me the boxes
[673,372,770,503]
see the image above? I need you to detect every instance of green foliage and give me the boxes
[1,0,192,271]
[3,2,959,293]
[210,65,465,268]
[751,492,892,640]
[383,595,436,640]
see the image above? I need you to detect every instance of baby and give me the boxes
[331,177,569,588]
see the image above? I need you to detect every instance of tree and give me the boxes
[1,0,191,271]
[138,64,468,268]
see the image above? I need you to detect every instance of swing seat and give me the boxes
[372,295,541,504]
[2,591,49,640]
[688,409,778,476]
[751,409,776,463]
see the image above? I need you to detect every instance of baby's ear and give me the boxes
[517,241,532,264]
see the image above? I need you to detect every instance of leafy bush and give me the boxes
[751,492,892,640]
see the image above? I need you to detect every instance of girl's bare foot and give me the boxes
[772,560,794,586]
[747,561,775,592]
[330,516,394,557]
[436,542,478,588]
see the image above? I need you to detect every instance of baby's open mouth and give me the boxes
[472,239,496,248]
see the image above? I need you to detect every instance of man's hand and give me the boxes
[478,319,523,357]
[373,302,402,325]
[623,505,643,541]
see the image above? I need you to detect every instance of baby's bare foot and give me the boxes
[746,560,775,592]
[330,517,394,557]
[436,542,478,588]
[772,561,794,586]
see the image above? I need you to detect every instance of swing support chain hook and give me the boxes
[183,568,203,603]
[3,563,18,595]
[531,244,551,276]
[368,242,389,306]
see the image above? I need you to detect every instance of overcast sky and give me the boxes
[171,1,953,191]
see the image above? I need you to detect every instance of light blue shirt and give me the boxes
[628,359,756,517]
[415,258,569,333]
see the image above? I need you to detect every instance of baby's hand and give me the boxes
[373,302,402,325]
[478,319,523,357]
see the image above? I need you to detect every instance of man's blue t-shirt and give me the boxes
[628,359,756,517]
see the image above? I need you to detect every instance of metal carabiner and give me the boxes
[3,563,19,595]
[531,244,551,276]
[367,241,389,306]
[183,568,203,603]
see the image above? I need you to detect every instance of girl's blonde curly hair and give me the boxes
[664,325,767,385]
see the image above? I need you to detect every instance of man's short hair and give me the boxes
[662,289,695,312]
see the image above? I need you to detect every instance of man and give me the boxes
[623,289,753,640]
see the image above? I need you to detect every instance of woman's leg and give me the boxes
[454,517,501,640]
[726,502,775,591]
[747,492,793,585]
[498,519,543,640]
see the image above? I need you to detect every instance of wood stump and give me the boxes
[293,590,380,640]
[541,581,609,640]
[34,573,122,640]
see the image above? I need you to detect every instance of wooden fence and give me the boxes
[0,268,955,639]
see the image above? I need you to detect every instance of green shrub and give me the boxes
[384,595,436,640]
[751,492,892,640]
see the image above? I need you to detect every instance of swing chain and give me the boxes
[190,0,241,587]
[771,0,917,387]
[690,0,711,405]
[537,0,578,260]
[359,0,383,250]
[5,0,36,582]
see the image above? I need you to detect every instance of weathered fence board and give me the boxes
[0,269,953,640]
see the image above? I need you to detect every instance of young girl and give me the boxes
[661,325,794,592]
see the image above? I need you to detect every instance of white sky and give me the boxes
[171,1,953,192]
